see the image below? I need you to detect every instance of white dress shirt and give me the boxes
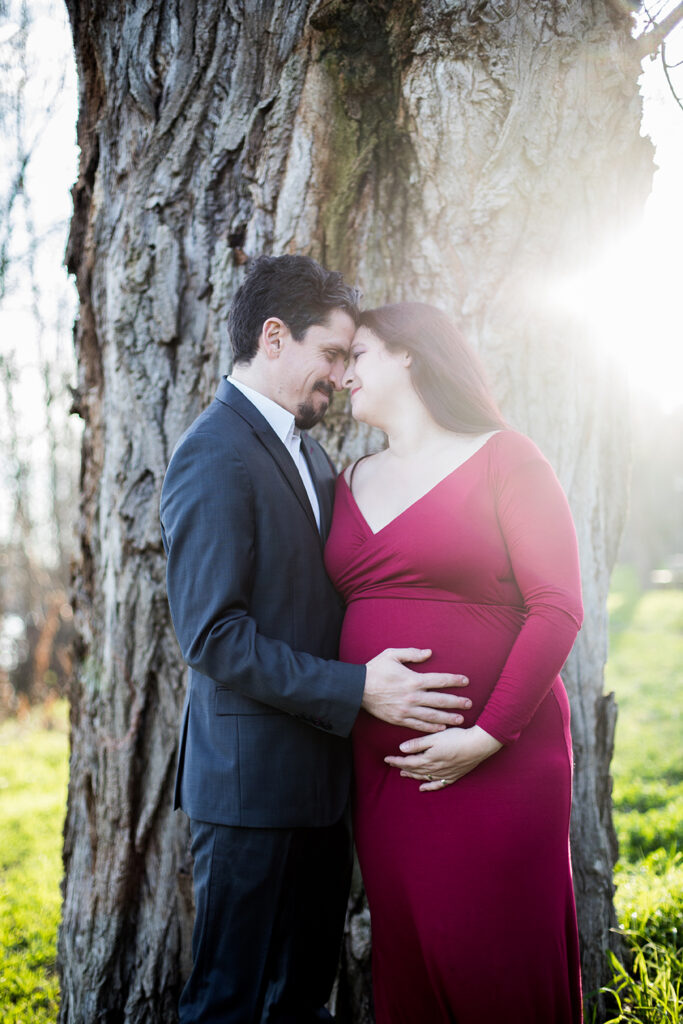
[227,376,321,529]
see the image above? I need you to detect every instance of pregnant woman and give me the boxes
[324,302,584,1024]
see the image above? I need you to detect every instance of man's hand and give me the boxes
[384,724,502,789]
[362,648,471,732]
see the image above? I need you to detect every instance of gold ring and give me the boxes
[426,774,433,781]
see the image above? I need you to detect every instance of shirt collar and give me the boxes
[227,376,299,449]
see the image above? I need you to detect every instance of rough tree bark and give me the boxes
[60,1,652,1021]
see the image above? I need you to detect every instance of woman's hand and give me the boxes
[384,725,503,791]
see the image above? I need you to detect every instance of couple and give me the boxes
[160,254,584,1024]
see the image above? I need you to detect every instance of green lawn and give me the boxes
[608,565,683,870]
[0,569,681,1021]
[0,701,67,1023]
[602,566,683,1022]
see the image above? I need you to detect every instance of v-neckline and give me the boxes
[343,432,500,538]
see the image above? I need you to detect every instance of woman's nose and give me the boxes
[343,364,355,389]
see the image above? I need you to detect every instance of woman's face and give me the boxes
[344,326,412,428]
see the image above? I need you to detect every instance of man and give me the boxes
[160,254,470,1023]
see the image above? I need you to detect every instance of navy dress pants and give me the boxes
[179,814,353,1024]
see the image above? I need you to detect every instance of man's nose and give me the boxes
[330,361,347,390]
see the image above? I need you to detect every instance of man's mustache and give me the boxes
[315,381,334,400]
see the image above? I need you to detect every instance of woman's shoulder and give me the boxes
[490,428,546,458]
[487,429,552,473]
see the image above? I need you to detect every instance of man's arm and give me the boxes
[162,434,364,736]
[162,433,470,736]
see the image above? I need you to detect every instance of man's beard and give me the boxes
[295,381,333,429]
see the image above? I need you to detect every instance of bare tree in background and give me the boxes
[0,0,78,708]
[58,1,681,1022]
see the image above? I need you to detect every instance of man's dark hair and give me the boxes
[228,254,360,364]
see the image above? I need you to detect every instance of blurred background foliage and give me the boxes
[0,0,78,717]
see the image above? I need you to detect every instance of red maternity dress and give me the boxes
[324,430,584,1024]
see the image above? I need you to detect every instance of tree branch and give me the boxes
[661,39,683,110]
[636,1,683,57]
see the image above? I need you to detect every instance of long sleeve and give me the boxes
[160,429,365,738]
[475,441,583,744]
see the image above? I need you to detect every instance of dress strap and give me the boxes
[348,453,374,494]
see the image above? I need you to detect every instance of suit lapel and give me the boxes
[216,378,320,537]
[301,436,333,539]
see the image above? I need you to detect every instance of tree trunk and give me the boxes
[60,1,652,1021]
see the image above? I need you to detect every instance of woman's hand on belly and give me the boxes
[384,725,503,791]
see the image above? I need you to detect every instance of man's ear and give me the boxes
[261,317,287,359]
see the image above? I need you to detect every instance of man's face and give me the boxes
[273,309,356,429]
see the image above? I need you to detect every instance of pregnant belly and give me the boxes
[342,596,525,759]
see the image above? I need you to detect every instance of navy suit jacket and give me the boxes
[160,378,366,828]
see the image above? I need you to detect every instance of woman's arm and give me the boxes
[475,444,583,744]
[385,434,583,786]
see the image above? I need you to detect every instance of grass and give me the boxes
[607,565,683,872]
[0,700,68,1023]
[599,565,683,1022]
[0,568,681,1022]
[601,940,682,1024]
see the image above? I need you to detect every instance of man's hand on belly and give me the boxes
[362,648,471,733]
